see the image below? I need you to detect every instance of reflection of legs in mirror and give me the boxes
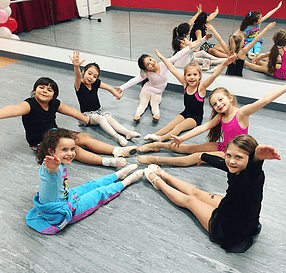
[244,60,274,76]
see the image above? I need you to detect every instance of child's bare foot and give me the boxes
[138,142,160,153]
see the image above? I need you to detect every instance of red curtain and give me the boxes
[9,0,78,33]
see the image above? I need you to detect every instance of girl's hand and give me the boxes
[115,87,122,93]
[254,145,281,161]
[170,135,183,148]
[69,50,85,67]
[197,153,203,166]
[197,4,202,14]
[224,54,237,65]
[205,23,214,32]
[277,1,282,9]
[215,6,219,13]
[115,91,123,100]
[205,33,212,41]
[266,22,276,30]
[155,49,164,60]
[43,155,61,173]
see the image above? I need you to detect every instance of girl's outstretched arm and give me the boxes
[0,101,30,119]
[155,49,185,84]
[170,114,221,147]
[199,55,237,93]
[43,155,61,174]
[241,22,276,54]
[240,84,286,117]
[188,4,202,26]
[57,102,89,125]
[254,145,281,161]
[100,82,123,100]
[69,50,85,91]
[206,6,219,23]
[260,1,282,22]
[206,24,230,55]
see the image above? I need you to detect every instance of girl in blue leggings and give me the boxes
[26,128,143,234]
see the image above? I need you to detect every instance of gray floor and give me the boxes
[17,9,286,84]
[0,55,286,272]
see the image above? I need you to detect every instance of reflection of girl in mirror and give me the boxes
[143,134,281,253]
[189,7,228,59]
[244,29,286,79]
[240,1,282,58]
[142,50,236,143]
[137,84,286,167]
[70,50,140,147]
[0,77,135,168]
[207,22,276,77]
[115,35,212,123]
[172,5,226,70]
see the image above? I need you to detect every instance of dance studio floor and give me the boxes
[0,50,286,272]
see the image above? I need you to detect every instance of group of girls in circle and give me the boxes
[0,3,285,254]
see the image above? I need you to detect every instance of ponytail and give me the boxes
[240,11,261,31]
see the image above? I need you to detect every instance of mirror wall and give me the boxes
[9,0,286,81]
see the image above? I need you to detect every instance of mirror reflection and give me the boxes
[6,0,286,82]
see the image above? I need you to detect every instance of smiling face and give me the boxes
[225,143,249,174]
[184,66,201,87]
[49,138,76,165]
[143,56,157,71]
[82,66,99,86]
[209,91,233,114]
[34,84,55,104]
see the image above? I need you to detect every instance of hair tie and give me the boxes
[249,12,252,16]
[51,128,57,131]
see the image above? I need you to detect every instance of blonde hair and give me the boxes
[207,87,238,142]
[184,63,202,80]
[229,34,244,55]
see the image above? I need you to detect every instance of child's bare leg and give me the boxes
[76,133,114,154]
[155,115,185,137]
[138,149,225,166]
[146,171,215,231]
[139,141,218,154]
[244,61,271,74]
[159,118,197,142]
[208,45,228,58]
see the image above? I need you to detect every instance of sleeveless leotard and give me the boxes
[273,48,286,80]
[218,113,248,152]
[179,85,204,125]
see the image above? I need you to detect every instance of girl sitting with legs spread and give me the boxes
[0,77,137,168]
[144,134,281,253]
[137,84,286,166]
[26,128,144,234]
[115,34,212,123]
[143,50,236,143]
[245,29,286,80]
[70,50,140,147]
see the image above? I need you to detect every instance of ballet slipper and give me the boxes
[112,158,127,167]
[133,115,140,123]
[138,142,160,153]
[121,169,144,187]
[117,136,128,147]
[113,146,138,158]
[144,168,159,190]
[152,115,160,123]
[137,155,159,165]
[116,164,138,179]
[143,134,161,142]
[202,59,211,71]
[148,164,164,179]
[126,131,141,140]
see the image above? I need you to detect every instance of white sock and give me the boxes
[117,135,128,147]
[121,169,144,187]
[126,131,141,140]
[102,158,127,167]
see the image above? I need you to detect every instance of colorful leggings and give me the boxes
[69,173,124,224]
